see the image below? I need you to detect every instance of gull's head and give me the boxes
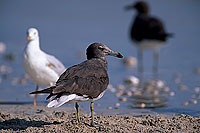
[86,43,123,60]
[27,28,39,41]
[125,1,149,15]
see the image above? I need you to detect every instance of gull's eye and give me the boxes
[98,46,105,50]
[34,32,36,35]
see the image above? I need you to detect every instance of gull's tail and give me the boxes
[29,86,55,94]
[47,94,76,108]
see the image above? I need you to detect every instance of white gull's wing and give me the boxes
[45,54,66,75]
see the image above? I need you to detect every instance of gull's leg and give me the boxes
[49,83,54,102]
[138,48,143,87]
[75,102,80,123]
[153,49,159,80]
[90,101,95,126]
[33,84,39,107]
[90,100,102,127]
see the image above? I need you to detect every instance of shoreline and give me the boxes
[0,105,199,132]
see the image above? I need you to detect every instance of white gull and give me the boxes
[23,28,65,106]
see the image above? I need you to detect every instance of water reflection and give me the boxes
[129,79,168,109]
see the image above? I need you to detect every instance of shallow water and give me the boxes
[0,0,200,116]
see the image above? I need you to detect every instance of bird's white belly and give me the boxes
[23,55,58,86]
[67,90,106,104]
[47,91,106,108]
[137,40,166,50]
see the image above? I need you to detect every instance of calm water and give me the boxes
[0,0,200,116]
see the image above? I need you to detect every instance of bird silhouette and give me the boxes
[126,1,173,83]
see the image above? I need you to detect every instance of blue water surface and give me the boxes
[0,0,200,116]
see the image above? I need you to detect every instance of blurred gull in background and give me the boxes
[126,1,173,83]
[23,28,65,106]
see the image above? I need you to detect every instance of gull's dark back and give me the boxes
[52,58,109,99]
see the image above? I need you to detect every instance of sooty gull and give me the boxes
[30,43,123,126]
[23,28,65,106]
[126,1,173,80]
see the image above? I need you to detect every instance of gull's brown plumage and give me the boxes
[30,43,123,100]
[30,42,123,126]
[47,58,109,99]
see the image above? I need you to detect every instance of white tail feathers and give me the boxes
[47,94,76,108]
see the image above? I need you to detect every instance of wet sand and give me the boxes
[0,105,199,132]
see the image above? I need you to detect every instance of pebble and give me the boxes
[0,116,4,122]
[194,87,200,93]
[182,102,189,106]
[174,73,181,84]
[169,92,175,96]
[119,97,127,102]
[0,65,12,73]
[154,98,160,103]
[174,77,181,84]
[107,106,112,110]
[130,87,137,92]
[0,42,6,54]
[133,90,142,96]
[189,100,197,104]
[115,91,124,97]
[116,84,125,90]
[140,103,146,108]
[191,94,196,98]
[153,90,159,96]
[12,77,20,85]
[163,87,170,92]
[122,56,137,67]
[179,85,188,91]
[124,91,132,96]
[23,73,30,79]
[197,94,200,99]
[6,67,12,73]
[96,103,101,106]
[146,80,165,89]
[0,65,7,73]
[115,103,120,108]
[19,79,26,85]
[156,80,165,89]
[194,68,200,74]
[124,76,139,86]
[108,84,116,93]
[145,85,154,91]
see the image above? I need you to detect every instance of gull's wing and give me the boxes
[49,59,109,99]
[131,15,169,41]
[45,54,66,75]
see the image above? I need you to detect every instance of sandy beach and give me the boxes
[0,105,199,132]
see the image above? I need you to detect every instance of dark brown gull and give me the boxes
[126,1,173,80]
[30,42,123,126]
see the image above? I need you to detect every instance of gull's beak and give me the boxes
[124,5,133,11]
[27,36,31,40]
[108,50,123,58]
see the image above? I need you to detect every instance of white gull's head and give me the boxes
[27,28,39,41]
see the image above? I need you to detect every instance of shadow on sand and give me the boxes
[0,118,61,131]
